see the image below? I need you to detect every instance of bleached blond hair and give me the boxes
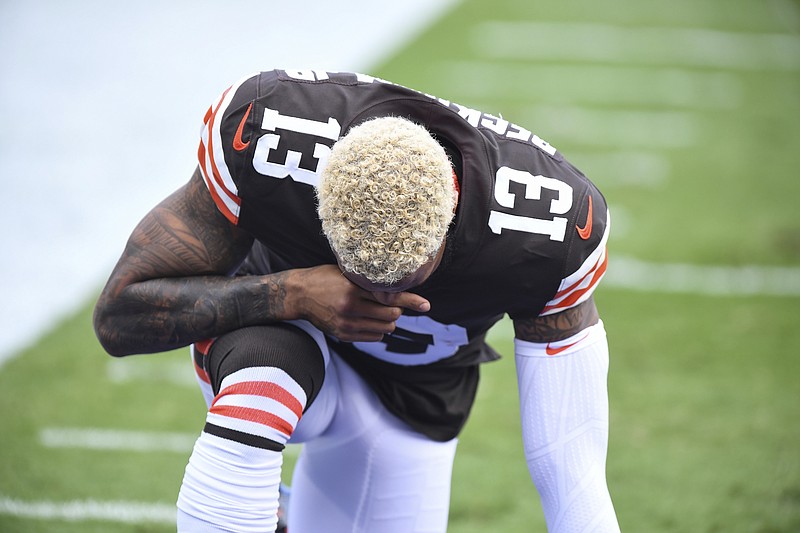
[317,116,456,285]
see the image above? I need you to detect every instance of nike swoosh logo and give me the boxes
[576,195,593,240]
[545,332,590,356]
[233,103,253,152]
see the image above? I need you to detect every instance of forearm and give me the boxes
[94,271,292,356]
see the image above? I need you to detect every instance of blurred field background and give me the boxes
[1,0,799,531]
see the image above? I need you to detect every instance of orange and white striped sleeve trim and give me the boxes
[540,209,611,316]
[197,74,256,225]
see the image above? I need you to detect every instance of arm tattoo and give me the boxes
[127,169,248,275]
[102,271,290,354]
[94,169,292,356]
[513,297,599,342]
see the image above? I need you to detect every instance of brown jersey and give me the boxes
[198,70,610,440]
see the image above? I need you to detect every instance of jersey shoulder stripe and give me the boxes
[540,209,610,315]
[197,74,256,224]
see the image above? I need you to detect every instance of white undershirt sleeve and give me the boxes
[514,321,621,532]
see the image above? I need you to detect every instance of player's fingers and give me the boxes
[370,290,431,313]
[334,317,398,342]
[362,299,405,322]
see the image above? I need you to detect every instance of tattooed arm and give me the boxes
[512,297,599,342]
[94,169,426,356]
[94,168,259,355]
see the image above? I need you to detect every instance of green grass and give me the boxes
[3,0,800,531]
[454,293,800,532]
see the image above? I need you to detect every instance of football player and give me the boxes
[94,69,620,532]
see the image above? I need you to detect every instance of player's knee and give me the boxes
[207,323,326,406]
[200,323,327,450]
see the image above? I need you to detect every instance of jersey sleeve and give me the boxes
[197,73,260,225]
[539,185,610,316]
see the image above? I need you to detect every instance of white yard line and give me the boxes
[605,256,800,297]
[0,496,175,524]
[486,256,800,343]
[473,21,800,71]
[439,61,744,109]
[524,105,700,149]
[106,358,197,386]
[39,426,303,456]
[567,151,670,188]
[40,427,197,453]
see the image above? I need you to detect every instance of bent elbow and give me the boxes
[97,337,131,358]
[94,327,126,357]
[92,304,131,357]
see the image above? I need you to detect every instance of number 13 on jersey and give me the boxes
[488,166,574,242]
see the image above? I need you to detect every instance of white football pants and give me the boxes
[179,320,457,533]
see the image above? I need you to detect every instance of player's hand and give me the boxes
[286,265,430,342]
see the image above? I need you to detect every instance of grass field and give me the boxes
[2,0,799,531]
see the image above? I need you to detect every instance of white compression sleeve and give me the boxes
[514,321,620,532]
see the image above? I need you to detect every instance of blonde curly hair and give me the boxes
[317,116,456,285]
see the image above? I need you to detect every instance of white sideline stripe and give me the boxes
[440,61,744,109]
[40,427,197,453]
[0,496,175,524]
[474,21,800,71]
[605,256,800,296]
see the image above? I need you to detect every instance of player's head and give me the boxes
[317,116,456,288]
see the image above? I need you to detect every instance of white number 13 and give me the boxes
[488,166,573,241]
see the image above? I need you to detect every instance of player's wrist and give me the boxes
[265,269,305,322]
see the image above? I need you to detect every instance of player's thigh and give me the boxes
[289,354,458,533]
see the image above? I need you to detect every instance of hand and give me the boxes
[287,265,430,342]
